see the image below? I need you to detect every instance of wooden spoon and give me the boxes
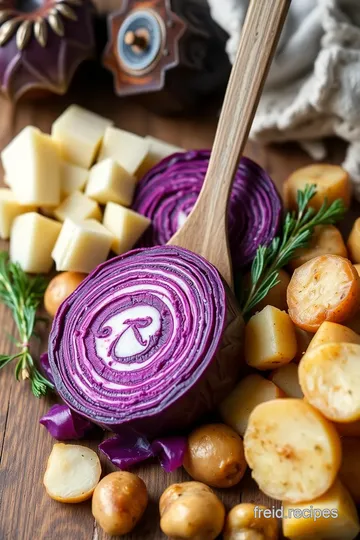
[168,0,291,290]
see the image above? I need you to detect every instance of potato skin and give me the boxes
[290,225,347,271]
[223,503,279,540]
[284,164,351,211]
[44,271,86,317]
[307,321,360,351]
[159,481,225,540]
[287,255,360,332]
[347,218,360,263]
[92,471,148,536]
[183,424,247,488]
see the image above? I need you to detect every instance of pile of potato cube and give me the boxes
[0,105,181,274]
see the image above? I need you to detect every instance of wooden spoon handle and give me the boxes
[168,0,290,287]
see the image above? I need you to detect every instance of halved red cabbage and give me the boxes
[48,246,243,437]
[133,151,282,269]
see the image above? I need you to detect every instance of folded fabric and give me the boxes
[208,0,360,199]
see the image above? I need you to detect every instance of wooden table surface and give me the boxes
[0,72,348,540]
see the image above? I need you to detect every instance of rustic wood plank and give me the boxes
[0,70,344,539]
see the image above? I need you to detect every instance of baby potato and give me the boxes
[307,321,360,351]
[245,305,297,370]
[269,363,303,398]
[183,423,247,488]
[244,399,342,503]
[220,374,284,437]
[44,271,87,317]
[287,255,360,332]
[347,218,360,263]
[299,342,360,423]
[223,503,279,540]
[245,269,290,313]
[44,443,101,503]
[282,479,359,540]
[159,481,225,540]
[283,163,351,211]
[289,225,347,271]
[293,326,313,363]
[92,471,148,536]
[339,438,360,504]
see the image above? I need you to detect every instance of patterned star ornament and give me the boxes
[0,0,95,100]
[103,0,186,96]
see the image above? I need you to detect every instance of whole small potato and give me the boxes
[44,272,86,317]
[160,481,225,540]
[183,423,247,488]
[92,471,148,536]
[223,503,279,540]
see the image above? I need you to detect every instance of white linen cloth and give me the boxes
[208,0,360,198]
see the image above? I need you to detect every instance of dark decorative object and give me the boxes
[0,0,95,100]
[103,0,231,114]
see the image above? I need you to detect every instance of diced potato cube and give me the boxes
[244,399,342,503]
[347,218,360,263]
[284,164,351,211]
[340,438,360,504]
[98,127,150,176]
[61,161,88,197]
[54,191,101,223]
[52,105,113,168]
[52,218,113,273]
[0,188,36,239]
[269,363,303,398]
[282,479,359,539]
[85,158,136,206]
[136,136,183,179]
[103,202,151,255]
[245,269,290,313]
[219,374,284,436]
[1,126,61,206]
[245,305,297,370]
[308,321,360,351]
[10,212,61,273]
[290,225,347,270]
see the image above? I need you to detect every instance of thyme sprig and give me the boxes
[241,185,346,317]
[0,253,53,397]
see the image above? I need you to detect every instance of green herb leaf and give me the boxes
[0,253,53,397]
[241,185,346,317]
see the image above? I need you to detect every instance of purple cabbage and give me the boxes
[150,436,187,473]
[99,431,187,472]
[48,246,243,437]
[39,352,54,385]
[40,404,93,440]
[133,151,282,270]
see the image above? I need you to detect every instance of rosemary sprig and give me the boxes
[0,252,53,397]
[241,185,346,317]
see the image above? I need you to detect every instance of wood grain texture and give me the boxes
[0,66,350,539]
[168,0,290,289]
